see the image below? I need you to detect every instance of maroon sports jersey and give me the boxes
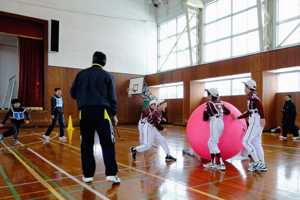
[147,109,164,131]
[238,91,265,119]
[203,100,230,121]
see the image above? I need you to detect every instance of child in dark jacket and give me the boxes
[0,99,30,145]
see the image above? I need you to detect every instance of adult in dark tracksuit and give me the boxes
[70,51,120,184]
[280,94,299,140]
[43,88,66,142]
[0,99,30,145]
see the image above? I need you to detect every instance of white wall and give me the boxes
[0,0,158,75]
[0,34,18,108]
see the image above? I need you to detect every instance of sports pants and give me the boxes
[135,122,170,155]
[2,121,23,140]
[207,116,224,154]
[45,113,65,137]
[138,120,146,144]
[80,107,118,178]
[242,113,264,161]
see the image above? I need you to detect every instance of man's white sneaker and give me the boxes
[216,164,226,170]
[279,136,287,140]
[203,163,217,168]
[59,136,67,141]
[292,136,299,140]
[106,175,121,184]
[43,135,50,140]
[82,177,93,183]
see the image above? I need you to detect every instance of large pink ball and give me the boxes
[186,101,247,160]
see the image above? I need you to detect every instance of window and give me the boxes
[158,15,198,72]
[204,77,250,96]
[158,85,184,99]
[277,72,300,92]
[204,0,262,63]
[277,0,300,47]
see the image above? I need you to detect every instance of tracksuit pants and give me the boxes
[80,107,118,178]
[45,113,65,137]
[2,121,23,140]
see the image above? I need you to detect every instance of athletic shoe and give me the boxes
[249,161,264,172]
[82,176,93,183]
[203,163,217,168]
[59,136,67,141]
[165,155,177,161]
[216,164,226,170]
[257,163,267,172]
[130,147,136,160]
[43,135,50,140]
[0,135,4,143]
[106,175,121,184]
[14,140,19,145]
[182,148,190,154]
[292,136,300,140]
[279,136,287,140]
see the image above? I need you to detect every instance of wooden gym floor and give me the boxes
[0,124,299,200]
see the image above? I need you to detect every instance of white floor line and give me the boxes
[262,144,300,149]
[27,148,110,200]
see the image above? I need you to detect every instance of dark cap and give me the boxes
[287,94,292,98]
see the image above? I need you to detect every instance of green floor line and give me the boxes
[0,164,21,200]
[4,141,75,200]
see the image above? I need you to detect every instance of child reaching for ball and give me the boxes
[203,88,230,170]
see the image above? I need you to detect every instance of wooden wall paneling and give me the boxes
[190,81,203,115]
[161,99,183,124]
[183,81,191,125]
[263,72,276,130]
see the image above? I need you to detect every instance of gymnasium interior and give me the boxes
[0,0,300,199]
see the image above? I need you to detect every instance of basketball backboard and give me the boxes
[128,77,144,95]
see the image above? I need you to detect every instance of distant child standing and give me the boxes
[203,88,230,170]
[131,99,177,161]
[231,79,267,172]
[0,99,30,145]
[43,88,67,141]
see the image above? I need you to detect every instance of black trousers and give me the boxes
[45,113,65,137]
[282,122,299,137]
[2,121,23,140]
[80,107,118,178]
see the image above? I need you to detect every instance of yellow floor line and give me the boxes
[49,137,224,200]
[1,142,65,200]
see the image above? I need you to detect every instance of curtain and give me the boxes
[18,37,43,107]
[0,15,43,39]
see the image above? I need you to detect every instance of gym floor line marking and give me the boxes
[47,136,223,200]
[262,143,300,149]
[0,164,21,200]
[27,148,110,200]
[192,159,300,188]
[0,133,59,150]
[1,142,65,200]
[3,141,75,200]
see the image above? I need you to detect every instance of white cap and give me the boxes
[205,88,219,97]
[157,99,167,105]
[149,100,157,106]
[243,79,256,90]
